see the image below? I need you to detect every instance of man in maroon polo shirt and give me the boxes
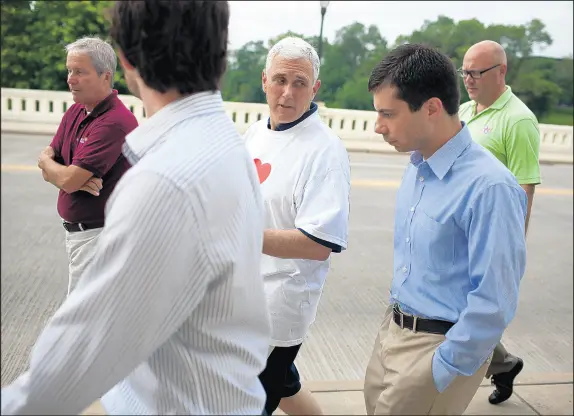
[37,36,138,295]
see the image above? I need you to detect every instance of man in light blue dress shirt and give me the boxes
[363,44,528,415]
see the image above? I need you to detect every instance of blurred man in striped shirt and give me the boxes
[1,1,271,414]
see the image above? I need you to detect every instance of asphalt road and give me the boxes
[1,133,573,386]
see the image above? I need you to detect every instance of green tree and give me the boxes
[395,16,459,52]
[395,16,563,117]
[1,1,37,89]
[2,7,570,121]
[321,22,388,108]
[1,1,130,94]
[553,57,574,106]
[484,19,552,84]
[221,40,268,103]
[513,71,563,118]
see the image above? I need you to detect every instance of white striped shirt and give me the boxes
[1,92,271,415]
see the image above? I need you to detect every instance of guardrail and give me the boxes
[2,88,572,163]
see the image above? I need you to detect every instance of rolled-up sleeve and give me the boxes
[431,183,527,392]
[1,170,209,415]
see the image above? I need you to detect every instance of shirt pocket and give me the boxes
[413,210,455,273]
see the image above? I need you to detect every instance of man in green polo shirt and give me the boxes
[459,40,540,406]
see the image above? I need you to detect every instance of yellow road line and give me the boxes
[1,164,38,171]
[1,165,572,196]
[536,188,574,196]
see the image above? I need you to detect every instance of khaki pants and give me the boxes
[364,306,491,415]
[65,228,102,296]
[486,342,518,378]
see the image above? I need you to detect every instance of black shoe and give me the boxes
[488,358,524,405]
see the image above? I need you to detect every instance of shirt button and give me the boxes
[402,266,408,273]
[419,176,424,182]
[405,237,410,243]
[410,206,415,212]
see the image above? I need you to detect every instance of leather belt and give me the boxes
[392,304,454,335]
[62,220,104,233]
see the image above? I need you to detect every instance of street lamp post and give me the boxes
[318,1,330,61]
[315,1,330,105]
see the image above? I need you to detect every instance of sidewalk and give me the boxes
[83,372,573,415]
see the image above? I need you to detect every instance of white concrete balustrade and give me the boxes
[1,88,572,163]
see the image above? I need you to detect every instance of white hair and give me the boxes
[65,36,117,87]
[265,36,320,82]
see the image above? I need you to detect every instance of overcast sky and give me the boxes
[228,1,573,58]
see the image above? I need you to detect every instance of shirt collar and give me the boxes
[83,90,118,118]
[470,85,513,114]
[124,91,224,163]
[489,85,513,110]
[267,101,318,131]
[410,122,473,180]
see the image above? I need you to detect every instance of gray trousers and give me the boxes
[486,342,519,378]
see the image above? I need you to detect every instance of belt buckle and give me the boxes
[78,223,85,231]
[412,316,418,333]
[394,304,405,329]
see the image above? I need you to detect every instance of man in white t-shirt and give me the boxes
[243,37,351,415]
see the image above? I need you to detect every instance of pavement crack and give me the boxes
[514,390,542,416]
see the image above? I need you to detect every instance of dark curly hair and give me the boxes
[109,0,229,95]
[368,43,460,116]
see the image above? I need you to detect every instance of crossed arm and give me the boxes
[38,146,102,196]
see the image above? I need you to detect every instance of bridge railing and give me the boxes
[1,88,572,163]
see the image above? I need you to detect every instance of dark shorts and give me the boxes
[258,344,302,415]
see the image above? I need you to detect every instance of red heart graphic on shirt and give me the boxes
[254,158,271,184]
